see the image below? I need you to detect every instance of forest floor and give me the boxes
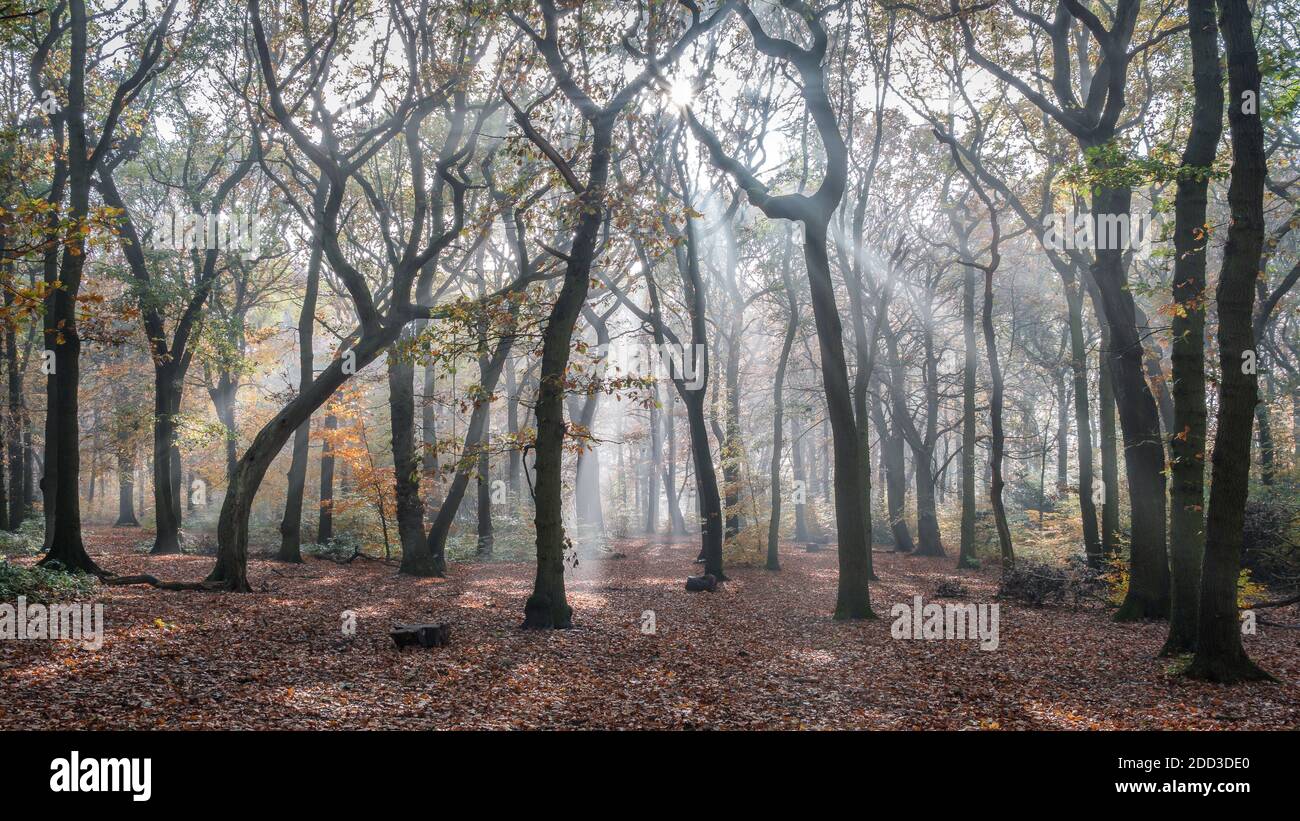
[3,527,1299,730]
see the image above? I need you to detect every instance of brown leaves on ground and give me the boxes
[2,527,1297,729]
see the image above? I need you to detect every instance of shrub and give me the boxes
[722,527,767,568]
[935,579,969,598]
[0,559,97,604]
[303,534,366,562]
[1241,496,1300,584]
[0,518,45,557]
[997,557,1106,607]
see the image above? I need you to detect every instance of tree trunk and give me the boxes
[1084,171,1170,621]
[1097,336,1121,557]
[426,317,517,573]
[767,267,798,570]
[1164,0,1221,654]
[645,388,662,535]
[1255,401,1274,485]
[682,389,724,576]
[983,269,1014,570]
[505,358,520,502]
[802,221,872,619]
[5,286,24,529]
[874,394,914,553]
[791,412,811,541]
[1066,284,1102,562]
[959,256,979,568]
[209,330,398,591]
[722,328,742,538]
[115,451,139,527]
[390,342,428,572]
[1188,0,1271,681]
[664,393,687,535]
[1055,367,1069,493]
[475,313,494,557]
[278,243,322,562]
[523,255,590,627]
[318,413,337,544]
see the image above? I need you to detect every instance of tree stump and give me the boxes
[390,623,450,649]
[685,574,717,593]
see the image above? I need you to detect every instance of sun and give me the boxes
[668,77,694,108]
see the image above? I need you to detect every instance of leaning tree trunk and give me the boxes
[426,323,516,573]
[1163,0,1221,655]
[1188,0,1271,682]
[208,330,397,591]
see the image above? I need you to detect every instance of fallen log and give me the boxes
[99,573,227,591]
[390,623,450,649]
[685,574,717,593]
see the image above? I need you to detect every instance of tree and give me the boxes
[506,0,734,628]
[687,0,873,618]
[1186,0,1271,682]
[36,0,182,574]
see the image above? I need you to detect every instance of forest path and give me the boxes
[2,528,1297,729]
